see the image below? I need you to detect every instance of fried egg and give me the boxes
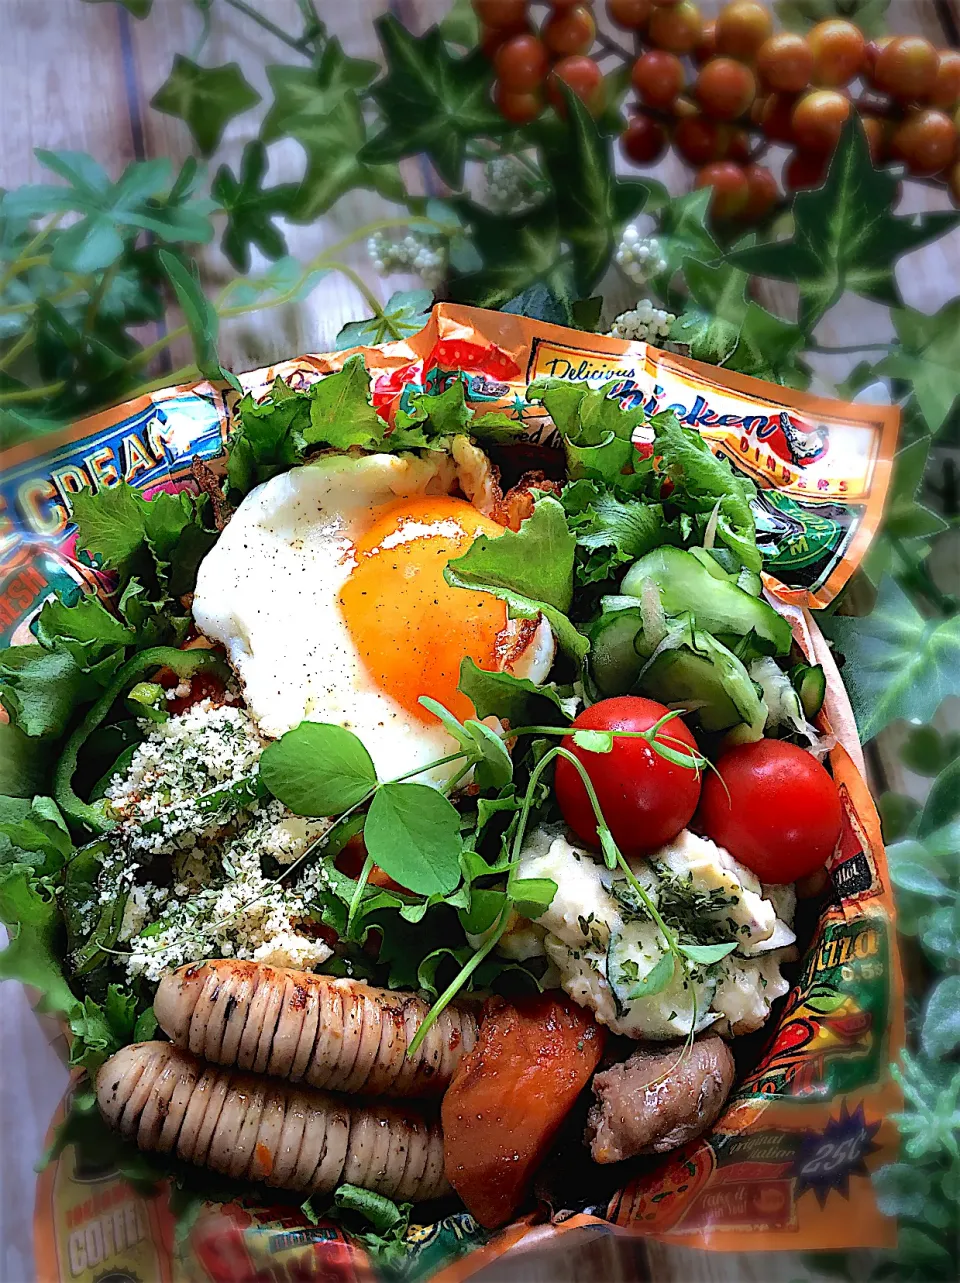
[192,447,555,788]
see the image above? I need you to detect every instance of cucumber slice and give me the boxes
[622,547,792,655]
[638,627,767,735]
[588,609,646,697]
[736,568,763,597]
[793,663,826,720]
[688,547,734,582]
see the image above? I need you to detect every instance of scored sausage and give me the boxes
[153,961,477,1098]
[97,1042,450,1202]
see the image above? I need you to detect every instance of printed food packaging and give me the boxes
[0,304,903,1281]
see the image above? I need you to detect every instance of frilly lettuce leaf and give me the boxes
[445,496,587,661]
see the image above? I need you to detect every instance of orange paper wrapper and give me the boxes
[0,304,902,1280]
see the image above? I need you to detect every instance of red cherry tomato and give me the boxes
[695,739,842,883]
[554,696,702,856]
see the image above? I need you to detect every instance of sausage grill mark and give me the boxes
[153,961,478,1098]
[97,1042,451,1202]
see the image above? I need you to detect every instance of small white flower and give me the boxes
[482,154,545,215]
[608,300,676,343]
[615,225,668,286]
[367,229,447,288]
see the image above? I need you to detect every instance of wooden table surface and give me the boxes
[2,2,958,1280]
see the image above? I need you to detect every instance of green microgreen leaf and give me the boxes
[572,729,613,753]
[678,941,738,964]
[628,950,676,1000]
[259,722,377,817]
[363,781,462,896]
[507,877,557,919]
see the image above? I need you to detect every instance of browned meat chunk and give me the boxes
[585,1035,735,1163]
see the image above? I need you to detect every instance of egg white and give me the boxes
[192,449,554,789]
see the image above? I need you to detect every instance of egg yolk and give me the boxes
[339,496,507,723]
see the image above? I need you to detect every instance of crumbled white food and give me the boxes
[656,829,795,955]
[106,699,264,856]
[711,949,794,1037]
[96,702,333,983]
[762,881,797,928]
[514,827,795,1041]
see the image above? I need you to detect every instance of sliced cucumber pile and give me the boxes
[586,544,823,744]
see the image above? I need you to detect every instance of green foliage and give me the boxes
[361,17,504,187]
[729,119,960,329]
[822,577,960,743]
[151,56,261,156]
[4,3,960,1269]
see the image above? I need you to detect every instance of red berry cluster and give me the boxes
[477,0,604,122]
[477,0,960,222]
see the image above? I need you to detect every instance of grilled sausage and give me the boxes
[585,1035,735,1163]
[153,961,477,1098]
[97,1042,450,1202]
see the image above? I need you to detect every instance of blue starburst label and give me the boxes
[793,1102,882,1207]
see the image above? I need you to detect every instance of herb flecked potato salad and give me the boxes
[0,357,844,1232]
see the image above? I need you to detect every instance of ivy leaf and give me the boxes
[212,142,296,272]
[921,975,960,1059]
[363,782,462,896]
[305,355,388,450]
[288,96,405,223]
[917,758,960,838]
[261,40,379,141]
[260,721,378,817]
[723,302,806,385]
[151,56,261,156]
[0,865,76,1016]
[539,86,615,293]
[728,118,960,329]
[877,301,960,435]
[336,290,433,350]
[362,17,505,187]
[822,576,960,743]
[653,189,720,288]
[80,0,153,14]
[449,201,573,313]
[684,252,750,324]
[862,437,948,584]
[776,0,889,38]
